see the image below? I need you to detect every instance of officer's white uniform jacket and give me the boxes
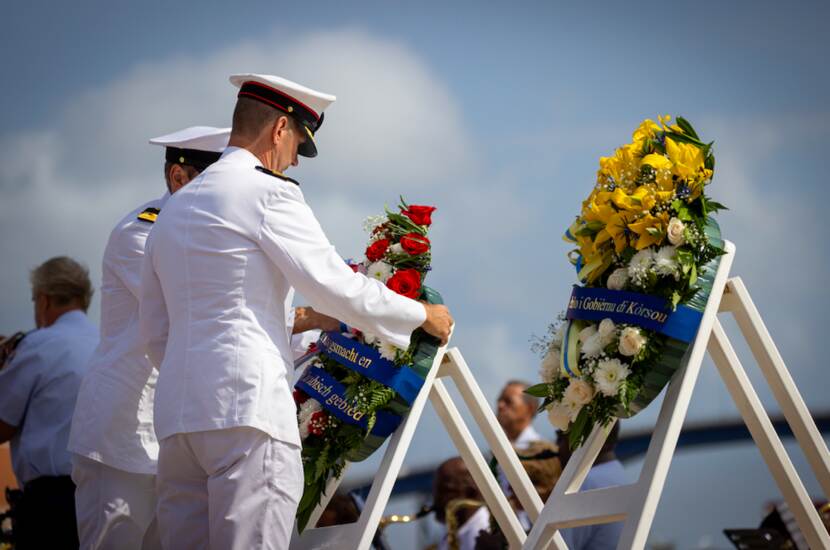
[69,194,168,475]
[139,146,426,446]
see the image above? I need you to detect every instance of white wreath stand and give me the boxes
[524,241,830,550]
[291,240,830,549]
[289,340,546,549]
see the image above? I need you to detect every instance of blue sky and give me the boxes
[2,1,828,547]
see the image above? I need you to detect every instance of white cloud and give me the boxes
[0,28,483,333]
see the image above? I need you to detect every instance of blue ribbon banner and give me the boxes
[295,366,401,438]
[316,331,424,405]
[566,286,703,343]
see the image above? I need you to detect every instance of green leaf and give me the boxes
[706,199,729,212]
[664,130,705,148]
[525,383,552,398]
[689,264,697,286]
[568,406,590,449]
[671,291,682,308]
[675,116,699,139]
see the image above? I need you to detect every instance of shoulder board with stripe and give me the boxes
[137,207,161,223]
[255,166,300,186]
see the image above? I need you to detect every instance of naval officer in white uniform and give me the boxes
[68,127,230,550]
[139,74,453,549]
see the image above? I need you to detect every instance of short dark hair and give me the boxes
[163,162,200,184]
[231,96,295,140]
[505,379,540,417]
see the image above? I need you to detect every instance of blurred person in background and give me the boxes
[433,457,489,550]
[554,421,626,550]
[0,256,98,549]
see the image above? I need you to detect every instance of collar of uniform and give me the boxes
[220,146,265,169]
[52,309,86,327]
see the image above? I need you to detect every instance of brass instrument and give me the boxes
[378,504,433,530]
[444,498,485,550]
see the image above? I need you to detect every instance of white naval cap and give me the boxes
[229,73,336,158]
[149,126,231,170]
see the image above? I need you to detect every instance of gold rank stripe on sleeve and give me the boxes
[255,166,300,186]
[137,207,161,223]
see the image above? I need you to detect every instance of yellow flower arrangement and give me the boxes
[567,115,716,283]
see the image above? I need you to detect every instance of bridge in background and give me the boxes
[344,411,830,498]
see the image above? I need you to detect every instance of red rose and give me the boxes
[400,233,431,255]
[365,238,390,262]
[309,411,328,436]
[293,389,309,405]
[386,268,422,299]
[401,205,437,226]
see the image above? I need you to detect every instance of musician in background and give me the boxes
[0,256,98,549]
[433,457,490,550]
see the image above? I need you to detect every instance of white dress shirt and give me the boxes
[140,146,426,445]
[513,424,542,451]
[0,310,98,484]
[68,195,168,475]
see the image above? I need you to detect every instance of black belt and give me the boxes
[23,474,74,494]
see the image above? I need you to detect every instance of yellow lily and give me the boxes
[582,198,616,226]
[609,186,653,213]
[632,119,661,145]
[641,152,672,172]
[595,211,634,253]
[665,137,705,181]
[628,212,669,250]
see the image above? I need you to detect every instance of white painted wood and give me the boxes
[291,338,449,549]
[708,320,830,549]
[525,241,736,550]
[430,378,527,548]
[724,277,830,498]
[292,340,540,549]
[441,348,544,522]
[525,242,830,550]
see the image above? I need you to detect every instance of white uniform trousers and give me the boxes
[71,454,161,550]
[155,426,303,550]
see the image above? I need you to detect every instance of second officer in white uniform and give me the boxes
[139,74,453,549]
[68,127,230,550]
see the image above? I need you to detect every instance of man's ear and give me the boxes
[168,164,189,192]
[272,115,289,144]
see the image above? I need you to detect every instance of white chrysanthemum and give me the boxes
[362,332,378,345]
[367,261,393,282]
[580,333,605,358]
[627,248,655,282]
[547,401,572,430]
[388,243,404,255]
[561,394,584,421]
[378,340,400,361]
[607,267,629,290]
[653,245,680,279]
[594,358,631,397]
[539,350,561,383]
